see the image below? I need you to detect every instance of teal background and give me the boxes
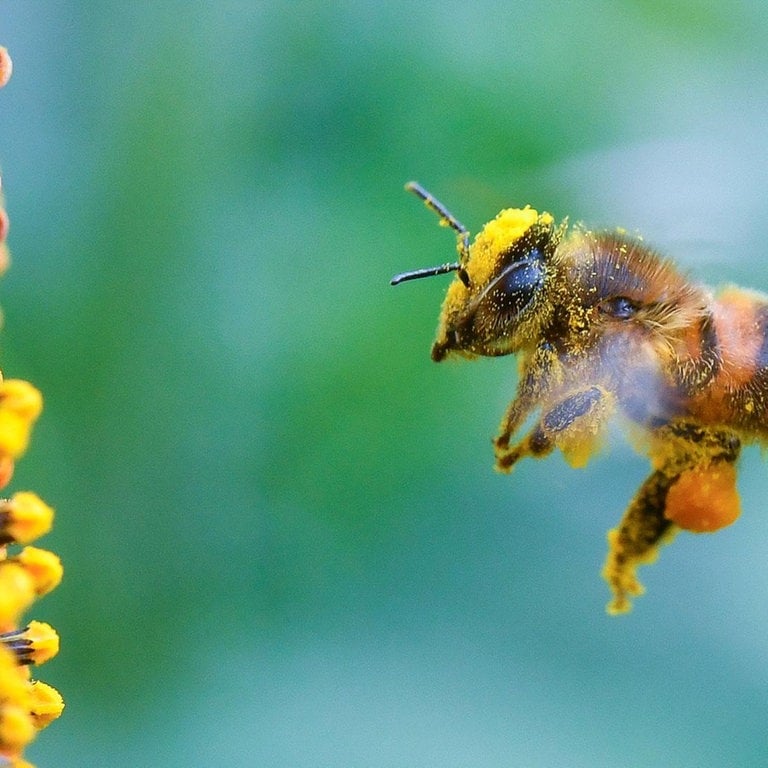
[2,2,768,765]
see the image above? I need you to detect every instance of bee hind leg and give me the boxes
[601,470,677,615]
[603,423,741,614]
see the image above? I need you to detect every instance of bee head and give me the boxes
[392,184,561,361]
[431,206,560,361]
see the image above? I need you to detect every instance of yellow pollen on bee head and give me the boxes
[466,207,552,288]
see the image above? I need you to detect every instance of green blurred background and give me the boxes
[2,1,768,765]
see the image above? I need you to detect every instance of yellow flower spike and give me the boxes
[0,494,54,546]
[12,549,62,598]
[0,564,35,628]
[0,45,63,762]
[27,681,63,729]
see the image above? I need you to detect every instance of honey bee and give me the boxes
[392,181,767,614]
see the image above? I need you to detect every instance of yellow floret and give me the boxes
[1,493,54,545]
[0,380,43,459]
[14,548,62,597]
[28,681,64,729]
[23,621,60,666]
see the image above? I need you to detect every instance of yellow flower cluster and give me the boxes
[0,46,63,768]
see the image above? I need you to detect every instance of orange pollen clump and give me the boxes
[664,463,741,533]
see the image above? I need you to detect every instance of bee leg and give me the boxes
[494,343,560,468]
[493,401,543,469]
[495,386,605,471]
[494,422,556,470]
[602,423,741,614]
[601,470,676,615]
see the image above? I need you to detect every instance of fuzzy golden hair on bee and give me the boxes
[393,182,768,614]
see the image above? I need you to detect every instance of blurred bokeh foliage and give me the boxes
[1,1,768,765]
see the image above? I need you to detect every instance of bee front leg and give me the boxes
[494,343,561,469]
[495,385,608,471]
[602,423,741,614]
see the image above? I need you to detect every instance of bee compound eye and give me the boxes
[601,296,638,319]
[493,257,544,314]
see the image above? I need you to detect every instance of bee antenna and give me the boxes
[405,181,470,260]
[390,262,461,286]
[391,182,470,287]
